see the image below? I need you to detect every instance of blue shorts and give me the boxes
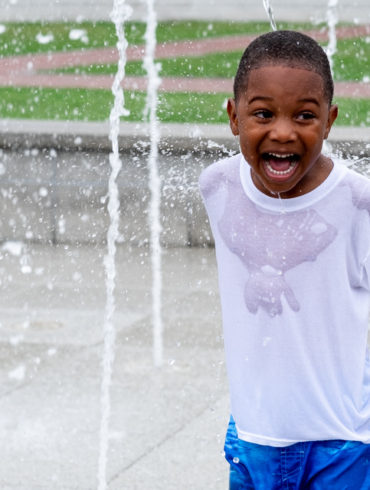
[224,416,370,489]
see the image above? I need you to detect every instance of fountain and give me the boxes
[143,0,163,368]
[98,0,164,486]
[325,0,338,73]
[262,0,277,31]
[0,1,368,488]
[98,1,132,488]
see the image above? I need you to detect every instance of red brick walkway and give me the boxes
[0,24,369,97]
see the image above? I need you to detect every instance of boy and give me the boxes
[199,31,370,488]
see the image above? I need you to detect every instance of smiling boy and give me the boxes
[200,31,370,488]
[228,64,337,199]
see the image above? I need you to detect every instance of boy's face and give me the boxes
[227,65,338,198]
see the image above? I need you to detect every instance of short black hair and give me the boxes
[233,30,334,105]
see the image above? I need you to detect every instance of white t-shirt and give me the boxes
[199,153,370,447]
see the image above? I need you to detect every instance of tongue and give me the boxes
[268,157,291,171]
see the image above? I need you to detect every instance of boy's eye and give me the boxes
[297,112,316,120]
[254,110,273,119]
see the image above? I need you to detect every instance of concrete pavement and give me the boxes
[0,243,229,489]
[0,2,231,484]
[0,137,369,489]
[0,0,369,23]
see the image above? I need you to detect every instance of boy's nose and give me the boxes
[269,118,296,142]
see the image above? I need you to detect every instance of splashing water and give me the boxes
[262,0,277,31]
[345,155,370,178]
[323,0,338,156]
[322,2,370,180]
[143,0,163,367]
[98,1,132,489]
[325,0,338,73]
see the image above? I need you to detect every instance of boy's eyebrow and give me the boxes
[247,96,321,106]
[297,97,320,106]
[247,96,274,104]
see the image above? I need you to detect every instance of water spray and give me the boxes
[326,0,338,74]
[323,0,338,156]
[98,1,132,488]
[262,0,277,31]
[143,0,163,367]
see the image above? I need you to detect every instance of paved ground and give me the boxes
[1,24,370,97]
[0,243,229,489]
[0,141,369,490]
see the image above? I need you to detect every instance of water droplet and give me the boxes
[73,272,82,282]
[36,32,54,45]
[9,334,24,346]
[233,457,240,464]
[8,364,26,381]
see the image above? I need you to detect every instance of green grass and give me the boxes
[0,20,308,57]
[56,51,244,79]
[0,21,119,56]
[52,39,370,82]
[0,87,115,121]
[154,20,315,43]
[334,97,370,126]
[0,87,368,126]
[0,21,368,126]
[0,87,229,123]
[333,38,370,82]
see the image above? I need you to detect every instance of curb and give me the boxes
[0,119,369,155]
[0,118,368,247]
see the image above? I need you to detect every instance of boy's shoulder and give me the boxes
[199,152,240,199]
[341,161,370,212]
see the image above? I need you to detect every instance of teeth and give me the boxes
[266,161,297,175]
[269,153,295,159]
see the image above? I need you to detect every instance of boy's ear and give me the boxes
[324,104,338,139]
[227,98,239,136]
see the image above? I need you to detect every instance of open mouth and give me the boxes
[262,153,299,179]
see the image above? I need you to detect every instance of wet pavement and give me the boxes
[0,243,228,489]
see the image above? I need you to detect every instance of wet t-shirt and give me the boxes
[199,153,370,447]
